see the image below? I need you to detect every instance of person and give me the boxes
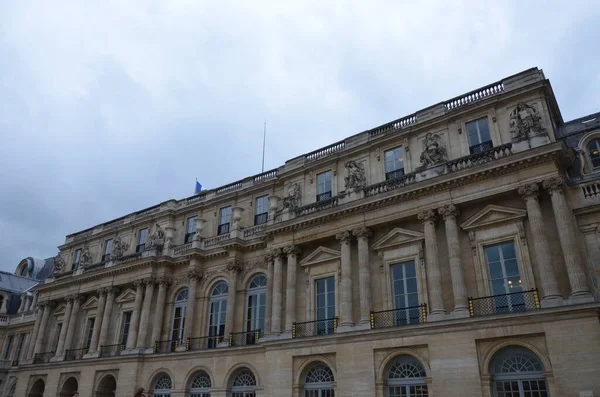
[134,387,146,397]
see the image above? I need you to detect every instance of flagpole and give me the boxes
[261,119,266,173]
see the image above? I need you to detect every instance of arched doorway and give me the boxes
[28,379,45,397]
[59,377,78,397]
[95,375,117,397]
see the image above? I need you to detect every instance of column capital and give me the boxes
[417,209,437,223]
[352,226,372,239]
[142,277,157,286]
[438,204,460,220]
[105,286,120,296]
[133,279,145,288]
[335,230,352,242]
[283,245,302,257]
[156,275,172,286]
[186,269,203,282]
[97,287,108,296]
[226,259,244,274]
[518,183,540,200]
[269,247,284,259]
[543,176,565,196]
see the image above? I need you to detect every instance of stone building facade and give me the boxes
[1,67,600,397]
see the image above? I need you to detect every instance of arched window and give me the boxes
[153,374,173,397]
[6,382,16,397]
[303,362,335,397]
[386,355,428,397]
[245,275,267,342]
[171,289,188,347]
[189,370,212,397]
[231,369,256,397]
[589,139,600,169]
[207,282,228,348]
[490,346,548,397]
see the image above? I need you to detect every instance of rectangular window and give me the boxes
[102,239,113,262]
[384,147,405,180]
[53,323,62,351]
[466,117,492,154]
[316,171,333,202]
[185,216,197,243]
[120,311,132,346]
[72,248,82,270]
[218,206,232,235]
[485,241,525,313]
[391,261,420,325]
[136,228,148,252]
[85,318,95,349]
[254,195,269,225]
[14,333,26,363]
[315,277,335,335]
[3,335,14,360]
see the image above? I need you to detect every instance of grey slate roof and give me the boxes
[0,271,38,294]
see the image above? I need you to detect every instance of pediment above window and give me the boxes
[53,303,67,315]
[81,296,99,310]
[460,205,526,231]
[300,247,341,267]
[372,228,424,251]
[115,288,136,303]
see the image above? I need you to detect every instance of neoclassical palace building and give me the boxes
[1,67,600,397]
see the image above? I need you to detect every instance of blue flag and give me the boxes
[194,181,202,194]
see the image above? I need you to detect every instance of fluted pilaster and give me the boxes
[336,231,354,326]
[98,287,119,349]
[126,280,145,349]
[63,295,82,352]
[55,297,74,357]
[270,248,284,334]
[151,276,171,344]
[89,289,107,353]
[284,245,301,332]
[353,227,373,324]
[418,209,444,314]
[183,271,202,341]
[137,279,156,348]
[438,204,468,312]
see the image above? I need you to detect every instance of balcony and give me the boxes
[292,317,338,338]
[33,351,54,364]
[64,348,88,361]
[385,169,405,181]
[154,339,180,354]
[187,335,222,351]
[0,314,8,326]
[218,223,230,235]
[468,289,540,317]
[370,304,428,329]
[136,243,146,253]
[99,344,124,358]
[469,140,493,154]
[229,330,261,347]
[316,191,332,202]
[254,212,268,226]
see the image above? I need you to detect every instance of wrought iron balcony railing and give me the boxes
[316,191,332,202]
[187,335,222,351]
[154,339,180,354]
[64,348,88,361]
[469,140,493,154]
[33,351,54,364]
[254,212,268,226]
[292,317,338,338]
[99,344,124,358]
[468,289,540,317]
[229,330,261,347]
[218,223,230,235]
[370,304,428,329]
[385,169,405,181]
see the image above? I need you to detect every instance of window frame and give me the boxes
[254,195,269,225]
[384,146,406,181]
[120,311,132,346]
[3,335,14,360]
[136,228,149,252]
[245,274,267,334]
[85,317,95,349]
[465,116,493,154]
[218,206,232,235]
[207,282,228,348]
[185,216,198,243]
[72,248,82,270]
[316,170,333,202]
[102,239,113,262]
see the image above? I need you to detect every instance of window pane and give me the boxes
[105,239,113,254]
[489,262,504,280]
[317,171,332,194]
[187,216,197,234]
[384,147,405,173]
[138,228,148,244]
[486,245,500,262]
[504,259,520,277]
[502,242,517,260]
[256,195,269,215]
[219,206,231,225]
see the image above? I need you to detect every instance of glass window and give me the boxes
[386,355,428,397]
[120,311,132,346]
[254,196,269,225]
[14,333,26,362]
[485,241,525,314]
[53,323,62,351]
[391,262,420,325]
[245,275,267,344]
[466,117,492,154]
[207,282,228,348]
[384,147,405,180]
[185,216,197,243]
[85,318,95,349]
[190,370,212,397]
[491,346,548,397]
[589,139,600,169]
[73,249,82,270]
[231,369,256,397]
[171,289,188,350]
[316,171,333,201]
[315,277,335,335]
[3,335,14,360]
[219,206,232,235]
[103,239,113,261]
[137,228,148,252]
[303,362,335,397]
[6,382,15,397]
[153,374,173,397]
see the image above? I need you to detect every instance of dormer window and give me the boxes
[466,117,492,154]
[588,139,600,169]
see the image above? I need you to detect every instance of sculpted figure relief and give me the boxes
[52,252,65,275]
[419,133,447,166]
[79,246,93,268]
[111,236,129,259]
[509,102,545,142]
[344,160,366,190]
[283,183,302,210]
[148,223,165,249]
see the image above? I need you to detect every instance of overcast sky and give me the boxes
[1,1,599,272]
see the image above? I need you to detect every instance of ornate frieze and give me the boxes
[226,259,244,274]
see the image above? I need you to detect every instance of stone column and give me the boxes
[270,248,284,334]
[55,297,74,357]
[418,209,445,315]
[126,280,145,349]
[98,287,118,349]
[33,302,53,355]
[284,245,301,332]
[438,204,469,312]
[225,260,242,337]
[136,279,156,348]
[353,227,373,325]
[544,177,591,297]
[89,289,107,353]
[151,276,170,345]
[264,251,274,334]
[336,231,354,326]
[63,296,82,352]
[518,183,561,302]
[26,305,44,359]
[183,271,201,341]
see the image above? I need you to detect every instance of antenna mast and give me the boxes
[261,119,267,172]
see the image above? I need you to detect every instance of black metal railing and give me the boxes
[153,339,180,354]
[101,253,111,262]
[254,212,268,226]
[292,317,338,338]
[316,191,332,202]
[64,347,88,361]
[468,289,540,317]
[33,351,54,364]
[370,304,428,329]
[99,344,124,358]
[136,243,146,253]
[184,232,196,243]
[218,223,230,235]
[229,330,261,347]
[187,335,222,351]
[385,169,405,180]
[469,140,493,154]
